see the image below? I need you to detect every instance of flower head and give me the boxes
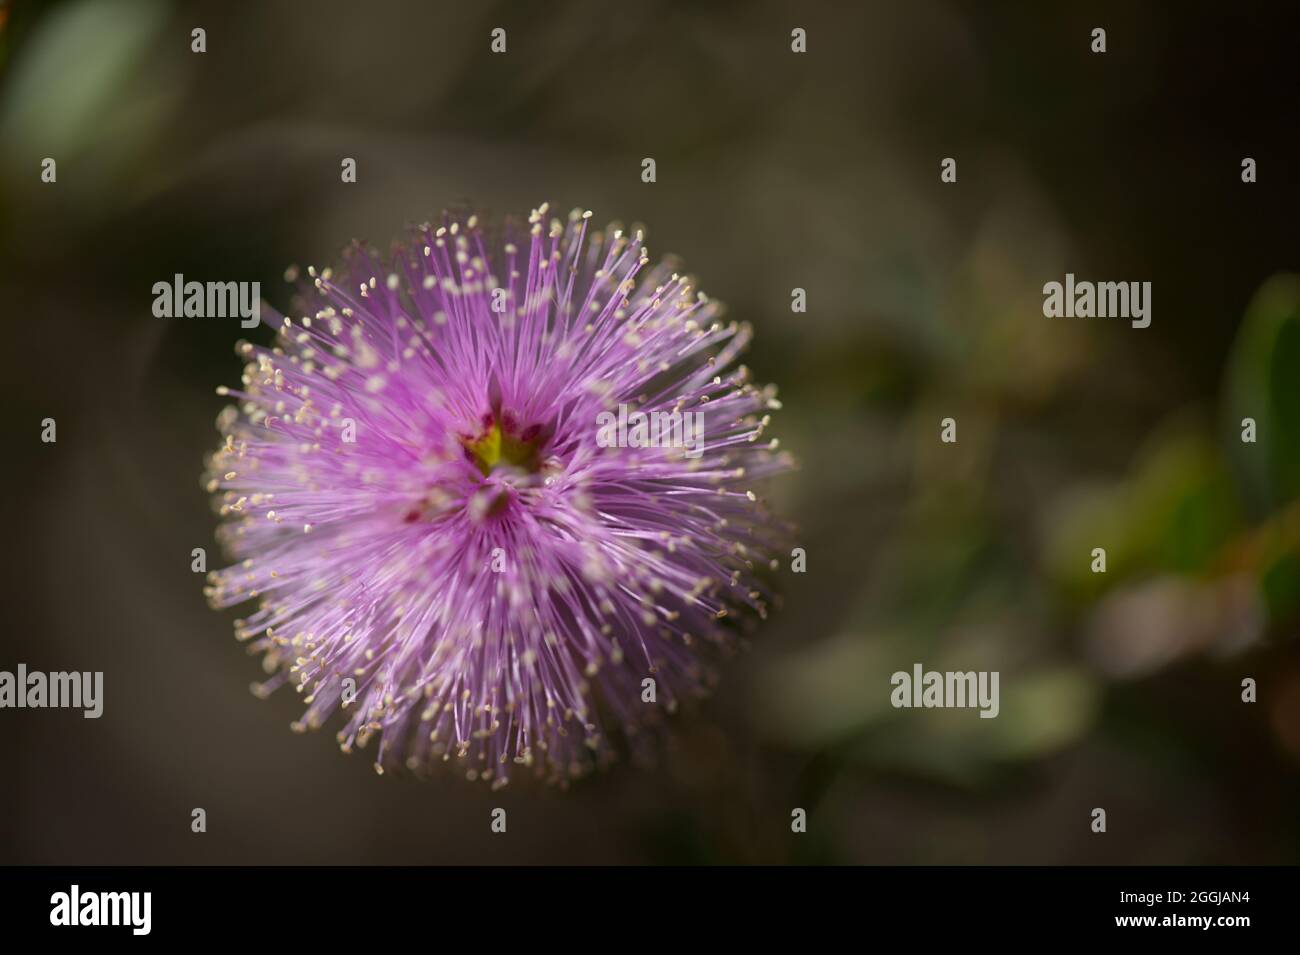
[204,203,791,787]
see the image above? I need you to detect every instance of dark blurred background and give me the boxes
[1,0,1298,864]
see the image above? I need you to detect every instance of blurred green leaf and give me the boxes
[1224,274,1300,515]
[752,630,900,747]
[0,0,167,156]
[849,667,1100,786]
[1047,428,1241,599]
[1260,548,1300,622]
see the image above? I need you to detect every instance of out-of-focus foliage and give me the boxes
[1,0,1296,866]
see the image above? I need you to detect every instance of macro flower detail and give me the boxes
[204,203,792,787]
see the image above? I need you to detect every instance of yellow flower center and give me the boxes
[463,422,541,477]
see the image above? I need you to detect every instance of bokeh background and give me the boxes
[2,0,1298,864]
